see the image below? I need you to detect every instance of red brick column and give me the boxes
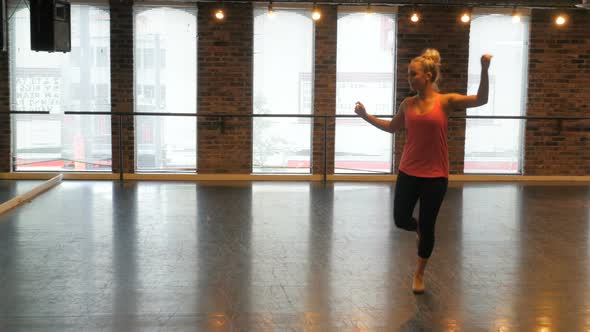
[110,0,135,173]
[525,9,590,175]
[0,7,9,172]
[197,2,253,174]
[312,5,337,175]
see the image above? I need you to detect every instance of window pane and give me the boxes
[253,8,314,173]
[335,11,396,174]
[464,13,529,174]
[134,6,197,171]
[10,5,112,171]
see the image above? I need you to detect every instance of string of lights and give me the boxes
[212,0,585,26]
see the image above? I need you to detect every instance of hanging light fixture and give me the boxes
[555,14,567,26]
[312,2,321,21]
[214,0,225,20]
[410,6,420,23]
[365,2,374,16]
[511,6,521,23]
[460,7,472,23]
[267,0,275,17]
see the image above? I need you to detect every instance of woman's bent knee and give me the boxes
[394,215,417,231]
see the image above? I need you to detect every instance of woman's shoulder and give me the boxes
[401,96,416,107]
[398,96,415,114]
[437,93,455,108]
[436,93,461,114]
[438,92,458,103]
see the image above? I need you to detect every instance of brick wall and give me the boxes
[0,90,6,175]
[0,2,588,176]
[0,0,24,173]
[0,0,9,172]
[395,6,470,175]
[312,5,337,175]
[197,2,253,173]
[110,0,134,173]
[525,9,590,175]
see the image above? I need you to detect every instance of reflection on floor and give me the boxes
[0,180,589,331]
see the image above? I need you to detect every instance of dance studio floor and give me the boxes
[0,180,589,331]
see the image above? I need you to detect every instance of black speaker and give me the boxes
[30,0,71,52]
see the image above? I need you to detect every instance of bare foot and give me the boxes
[412,274,425,294]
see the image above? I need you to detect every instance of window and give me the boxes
[95,46,109,67]
[134,6,197,171]
[144,85,155,99]
[464,10,530,174]
[10,4,112,171]
[143,48,154,69]
[160,49,166,69]
[71,47,81,67]
[253,6,314,173]
[335,8,396,174]
[95,84,109,105]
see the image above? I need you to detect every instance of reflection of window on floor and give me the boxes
[134,5,197,172]
[10,4,112,171]
[464,11,529,174]
[252,7,314,174]
[335,10,396,174]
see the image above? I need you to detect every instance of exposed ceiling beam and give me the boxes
[162,0,587,10]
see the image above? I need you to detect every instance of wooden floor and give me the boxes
[0,180,589,331]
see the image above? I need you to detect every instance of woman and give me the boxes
[354,49,492,294]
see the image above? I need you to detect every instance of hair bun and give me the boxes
[421,48,441,65]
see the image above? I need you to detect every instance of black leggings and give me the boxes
[394,171,448,259]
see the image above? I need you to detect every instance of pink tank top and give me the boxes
[399,95,449,178]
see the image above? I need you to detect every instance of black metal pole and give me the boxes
[118,114,123,182]
[323,116,327,185]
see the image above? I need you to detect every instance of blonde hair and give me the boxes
[411,48,442,89]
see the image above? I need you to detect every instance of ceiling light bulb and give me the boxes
[511,7,521,23]
[312,9,321,21]
[512,14,521,23]
[555,15,566,25]
[461,13,471,23]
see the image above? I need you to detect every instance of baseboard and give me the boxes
[124,173,323,181]
[0,172,589,183]
[0,173,120,180]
